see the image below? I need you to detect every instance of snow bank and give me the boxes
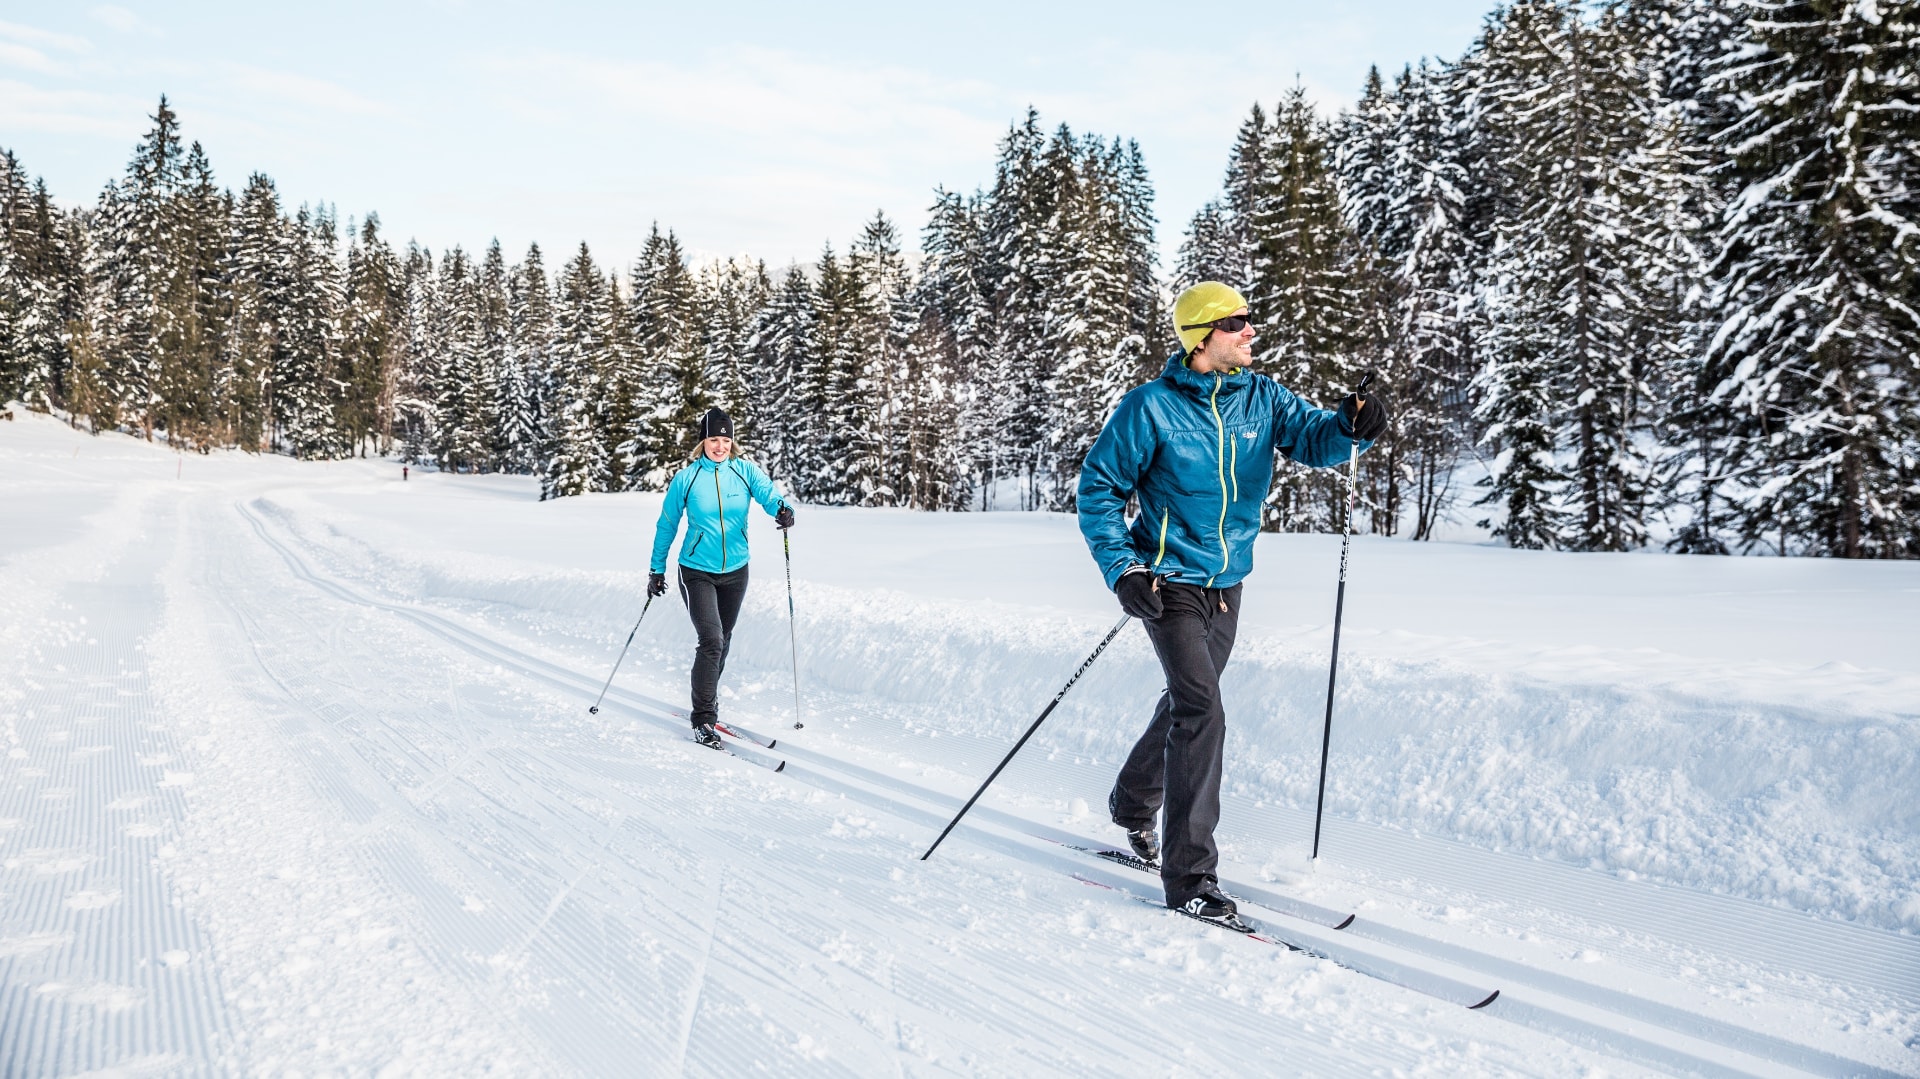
[254,473,1920,934]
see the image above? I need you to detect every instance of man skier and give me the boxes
[1076,281,1388,926]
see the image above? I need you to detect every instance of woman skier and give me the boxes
[648,408,795,749]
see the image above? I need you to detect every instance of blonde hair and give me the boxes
[689,435,746,462]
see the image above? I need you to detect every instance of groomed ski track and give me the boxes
[4,425,1915,1079]
[226,497,1918,1079]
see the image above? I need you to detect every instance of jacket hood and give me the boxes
[1161,352,1253,401]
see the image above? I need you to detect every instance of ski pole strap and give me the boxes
[921,614,1132,861]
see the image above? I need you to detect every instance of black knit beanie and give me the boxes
[698,408,734,440]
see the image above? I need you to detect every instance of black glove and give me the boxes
[1115,571,1163,620]
[774,504,795,530]
[1339,392,1390,441]
[648,572,667,598]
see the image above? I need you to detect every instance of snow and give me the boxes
[3,409,1917,1077]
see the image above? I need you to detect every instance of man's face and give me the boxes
[1189,307,1255,373]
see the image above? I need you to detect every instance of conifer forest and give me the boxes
[2,0,1916,558]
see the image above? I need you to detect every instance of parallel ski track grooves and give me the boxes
[1,508,233,1077]
[236,501,1906,1079]
[210,510,756,1075]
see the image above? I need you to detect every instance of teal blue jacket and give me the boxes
[1077,353,1370,591]
[650,456,788,575]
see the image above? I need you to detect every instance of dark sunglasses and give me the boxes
[1180,314,1252,334]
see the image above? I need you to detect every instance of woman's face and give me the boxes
[703,435,732,461]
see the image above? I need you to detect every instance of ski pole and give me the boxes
[588,593,656,715]
[782,526,804,730]
[922,614,1132,861]
[1311,370,1374,862]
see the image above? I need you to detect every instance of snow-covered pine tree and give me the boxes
[85,96,188,437]
[502,243,554,476]
[624,226,702,490]
[432,247,497,471]
[980,110,1057,508]
[1332,66,1417,535]
[1338,67,1401,255]
[394,241,439,462]
[1693,0,1920,558]
[807,244,862,503]
[220,174,281,452]
[1045,136,1137,510]
[895,274,966,511]
[744,263,816,487]
[1468,0,1680,551]
[268,204,345,459]
[699,258,771,448]
[146,141,226,450]
[1253,85,1375,533]
[1621,0,1736,554]
[476,240,513,469]
[1115,139,1167,382]
[0,151,60,408]
[847,212,911,505]
[1176,105,1268,296]
[543,243,613,499]
[339,213,404,457]
[1379,60,1483,540]
[915,188,993,508]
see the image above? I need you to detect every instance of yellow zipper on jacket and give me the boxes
[1206,374,1230,586]
[1153,509,1170,568]
[714,464,727,570]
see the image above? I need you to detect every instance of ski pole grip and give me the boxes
[1356,370,1376,396]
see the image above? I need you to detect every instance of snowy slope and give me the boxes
[2,410,1916,1077]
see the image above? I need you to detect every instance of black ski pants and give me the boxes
[1109,580,1242,907]
[678,564,749,727]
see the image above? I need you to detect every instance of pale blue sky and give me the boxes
[1,1,1492,270]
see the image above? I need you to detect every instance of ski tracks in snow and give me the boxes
[226,495,1920,1078]
[224,498,1623,1075]
[5,454,1909,1077]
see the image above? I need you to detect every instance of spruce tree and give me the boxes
[1382,61,1483,540]
[503,243,554,476]
[625,226,702,489]
[86,96,187,437]
[1254,86,1374,532]
[916,188,993,508]
[432,246,496,471]
[270,204,345,458]
[1468,0,1681,551]
[339,214,404,456]
[152,142,229,451]
[847,212,910,505]
[745,263,817,487]
[1693,0,1920,557]
[543,243,613,498]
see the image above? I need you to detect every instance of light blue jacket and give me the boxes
[651,456,788,575]
[1077,353,1370,591]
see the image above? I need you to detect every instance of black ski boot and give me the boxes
[1174,886,1251,932]
[692,724,724,750]
[1126,828,1160,866]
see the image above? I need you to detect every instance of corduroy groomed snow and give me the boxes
[1171,281,1249,353]
[698,408,735,441]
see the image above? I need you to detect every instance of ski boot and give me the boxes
[692,724,724,750]
[1175,886,1252,932]
[1126,828,1160,866]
